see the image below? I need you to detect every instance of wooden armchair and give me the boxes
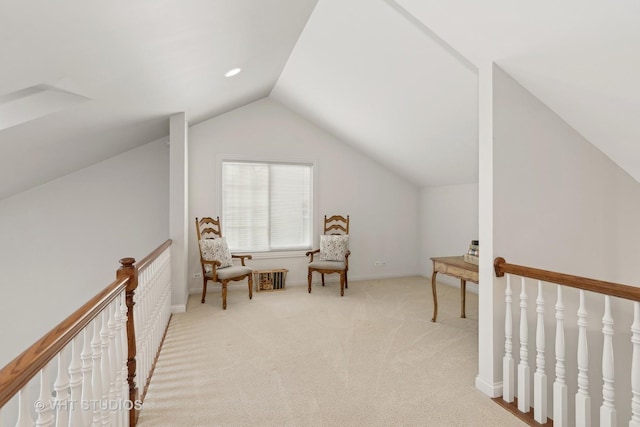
[306,215,350,296]
[195,217,253,309]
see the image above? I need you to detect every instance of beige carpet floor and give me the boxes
[137,277,525,427]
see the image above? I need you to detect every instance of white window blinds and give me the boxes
[222,161,313,252]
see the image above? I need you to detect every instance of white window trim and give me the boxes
[246,250,309,260]
[215,153,319,259]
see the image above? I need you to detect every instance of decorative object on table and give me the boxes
[195,216,253,309]
[254,269,288,292]
[463,239,479,265]
[306,214,350,296]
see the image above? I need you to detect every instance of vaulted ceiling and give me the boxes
[0,0,317,199]
[394,0,640,185]
[1,0,638,200]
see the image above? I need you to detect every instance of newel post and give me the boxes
[117,257,139,427]
[494,257,506,277]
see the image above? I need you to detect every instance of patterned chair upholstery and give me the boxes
[195,217,253,309]
[306,215,350,296]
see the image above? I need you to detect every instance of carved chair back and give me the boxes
[323,215,349,235]
[196,216,223,241]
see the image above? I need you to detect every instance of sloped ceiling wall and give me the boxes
[1,0,638,201]
[271,0,478,187]
[395,0,640,183]
[0,0,318,200]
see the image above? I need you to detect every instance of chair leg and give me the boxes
[308,270,312,293]
[248,274,253,300]
[345,270,348,289]
[201,278,208,303]
[321,273,325,287]
[340,273,345,297]
[222,281,228,310]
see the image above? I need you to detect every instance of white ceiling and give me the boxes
[1,0,639,199]
[395,0,640,184]
[271,0,478,187]
[0,0,317,200]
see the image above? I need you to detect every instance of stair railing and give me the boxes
[494,256,640,426]
[0,239,171,427]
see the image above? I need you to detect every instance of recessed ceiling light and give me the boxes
[224,68,242,78]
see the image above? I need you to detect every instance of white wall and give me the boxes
[0,140,169,367]
[491,66,640,422]
[494,66,640,281]
[476,61,498,397]
[419,183,479,290]
[169,113,189,311]
[188,97,420,294]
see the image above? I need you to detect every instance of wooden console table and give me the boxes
[430,256,478,322]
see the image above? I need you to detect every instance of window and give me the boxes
[221,160,313,252]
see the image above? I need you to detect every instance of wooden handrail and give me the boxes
[494,257,640,302]
[137,239,172,274]
[0,275,129,407]
[0,238,173,416]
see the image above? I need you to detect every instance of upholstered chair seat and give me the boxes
[306,215,350,296]
[215,265,253,280]
[196,217,253,310]
[308,260,346,270]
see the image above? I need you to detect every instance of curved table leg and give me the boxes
[431,271,438,322]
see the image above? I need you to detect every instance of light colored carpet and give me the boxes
[137,277,525,427]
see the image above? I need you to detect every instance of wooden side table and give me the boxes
[430,256,479,322]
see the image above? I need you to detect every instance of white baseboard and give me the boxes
[171,304,186,313]
[188,273,420,294]
[349,272,421,281]
[475,375,502,398]
[308,273,422,285]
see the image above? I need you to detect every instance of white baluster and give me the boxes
[143,274,151,390]
[148,281,156,392]
[35,365,54,427]
[15,385,34,426]
[68,335,83,425]
[145,274,153,394]
[600,295,616,426]
[108,300,121,426]
[534,281,547,423]
[134,286,144,396]
[100,310,111,425]
[503,274,515,403]
[81,327,94,426]
[137,286,146,395]
[553,286,567,427]
[144,273,151,390]
[91,316,104,426]
[576,290,591,427]
[109,295,124,425]
[114,296,125,427]
[518,277,530,413]
[53,346,70,427]
[631,302,640,427]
